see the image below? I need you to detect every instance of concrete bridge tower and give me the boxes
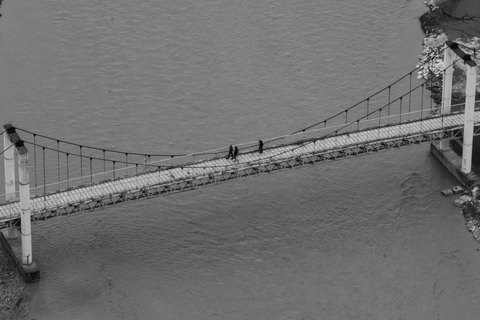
[1,124,40,282]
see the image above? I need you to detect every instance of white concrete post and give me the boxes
[440,48,454,150]
[3,130,16,201]
[17,142,33,264]
[462,64,477,173]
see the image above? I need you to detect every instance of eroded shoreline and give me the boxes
[420,0,480,242]
[0,245,30,320]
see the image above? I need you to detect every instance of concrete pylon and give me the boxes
[462,63,477,173]
[4,125,18,239]
[3,125,16,201]
[440,47,454,150]
[15,141,33,264]
[1,125,40,282]
[442,41,478,173]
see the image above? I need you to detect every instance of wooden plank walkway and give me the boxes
[0,111,479,224]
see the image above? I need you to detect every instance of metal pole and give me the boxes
[388,86,391,116]
[66,154,70,188]
[33,134,37,187]
[80,146,83,177]
[57,140,60,182]
[399,97,403,123]
[462,63,477,173]
[421,84,424,120]
[408,72,412,115]
[43,147,46,196]
[440,47,454,150]
[16,141,33,265]
[366,98,370,120]
[3,126,15,201]
[90,158,93,185]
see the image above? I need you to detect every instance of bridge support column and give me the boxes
[462,63,477,173]
[4,126,18,239]
[1,124,40,282]
[3,126,16,201]
[15,141,34,265]
[440,47,454,150]
[442,41,478,174]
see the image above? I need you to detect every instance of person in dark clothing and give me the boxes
[258,140,263,154]
[226,145,234,159]
[233,146,239,160]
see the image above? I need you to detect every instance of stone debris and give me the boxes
[441,189,454,196]
[453,195,472,207]
[442,186,466,196]
[466,219,480,242]
[0,243,29,320]
[473,186,480,195]
[461,186,480,243]
[452,186,465,194]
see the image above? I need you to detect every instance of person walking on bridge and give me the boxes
[226,145,234,159]
[258,140,263,154]
[233,146,239,160]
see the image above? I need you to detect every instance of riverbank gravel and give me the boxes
[0,243,29,320]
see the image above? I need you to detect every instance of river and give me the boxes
[1,0,480,319]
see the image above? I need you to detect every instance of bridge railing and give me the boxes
[1,65,477,203]
[287,68,431,134]
[0,67,431,200]
[2,103,475,204]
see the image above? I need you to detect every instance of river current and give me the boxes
[1,0,480,319]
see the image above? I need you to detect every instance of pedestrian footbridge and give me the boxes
[1,107,479,225]
[0,41,479,274]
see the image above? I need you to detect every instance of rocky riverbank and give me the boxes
[463,194,480,241]
[0,241,30,320]
[0,1,479,319]
[417,0,480,106]
[420,0,480,242]
[420,0,480,40]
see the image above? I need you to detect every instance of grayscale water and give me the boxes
[1,0,480,319]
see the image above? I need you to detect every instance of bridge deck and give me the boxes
[0,111,478,223]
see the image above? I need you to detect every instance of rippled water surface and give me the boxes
[2,0,480,319]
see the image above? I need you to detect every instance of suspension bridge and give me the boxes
[0,41,479,281]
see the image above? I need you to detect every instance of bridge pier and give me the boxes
[439,41,478,174]
[462,63,477,173]
[16,140,33,265]
[1,125,39,283]
[3,126,16,201]
[431,142,480,187]
[440,46,453,151]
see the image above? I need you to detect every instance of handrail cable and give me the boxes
[9,44,457,160]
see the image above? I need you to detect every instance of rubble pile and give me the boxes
[441,185,480,241]
[0,243,28,320]
[462,186,480,242]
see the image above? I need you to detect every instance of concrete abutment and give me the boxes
[431,142,480,187]
[0,228,40,283]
